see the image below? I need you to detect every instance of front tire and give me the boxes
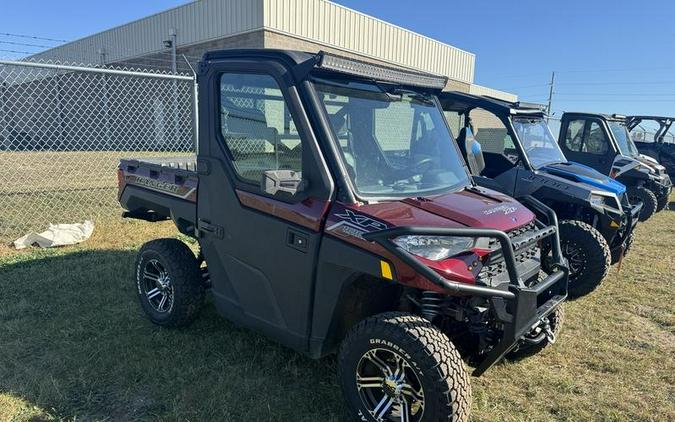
[628,187,657,221]
[135,238,205,327]
[338,312,471,422]
[559,220,611,298]
[656,194,668,212]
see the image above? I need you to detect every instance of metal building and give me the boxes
[31,0,515,100]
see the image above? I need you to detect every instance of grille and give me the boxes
[477,222,540,285]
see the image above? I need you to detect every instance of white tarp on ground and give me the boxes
[13,221,95,249]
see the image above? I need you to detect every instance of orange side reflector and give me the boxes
[380,260,393,280]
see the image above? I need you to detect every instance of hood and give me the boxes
[637,154,667,175]
[352,186,535,233]
[541,162,626,195]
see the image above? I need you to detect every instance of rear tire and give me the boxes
[135,238,205,327]
[628,187,657,221]
[559,220,611,298]
[507,305,564,360]
[338,312,471,422]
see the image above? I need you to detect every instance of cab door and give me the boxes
[195,60,333,352]
[560,117,614,175]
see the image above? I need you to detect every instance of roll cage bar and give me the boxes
[626,115,675,143]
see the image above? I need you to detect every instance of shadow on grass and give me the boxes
[0,250,345,421]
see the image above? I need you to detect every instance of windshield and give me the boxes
[313,78,471,198]
[609,121,640,157]
[512,117,567,168]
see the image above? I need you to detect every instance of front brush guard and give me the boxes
[363,196,568,376]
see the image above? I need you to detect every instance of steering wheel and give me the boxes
[412,157,435,173]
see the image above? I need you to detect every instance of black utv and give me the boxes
[558,112,672,219]
[626,115,675,178]
[439,92,640,297]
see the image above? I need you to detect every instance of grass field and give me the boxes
[0,197,674,421]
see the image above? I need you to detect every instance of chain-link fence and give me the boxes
[631,128,675,144]
[0,60,196,242]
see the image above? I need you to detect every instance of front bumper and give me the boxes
[652,175,672,199]
[609,201,642,253]
[363,197,569,376]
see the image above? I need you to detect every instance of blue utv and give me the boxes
[439,92,641,297]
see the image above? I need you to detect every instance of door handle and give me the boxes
[198,219,224,239]
[287,228,309,253]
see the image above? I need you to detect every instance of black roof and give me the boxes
[561,111,627,122]
[203,48,316,66]
[626,115,675,122]
[438,91,546,118]
[200,48,448,90]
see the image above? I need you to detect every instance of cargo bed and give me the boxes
[118,156,198,234]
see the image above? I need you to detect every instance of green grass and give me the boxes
[1,199,674,421]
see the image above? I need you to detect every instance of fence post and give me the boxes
[192,78,199,154]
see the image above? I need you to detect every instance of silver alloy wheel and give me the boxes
[142,259,174,313]
[356,348,425,422]
[562,242,586,280]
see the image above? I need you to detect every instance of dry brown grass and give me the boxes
[0,197,674,421]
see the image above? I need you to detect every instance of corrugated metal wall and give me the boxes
[263,0,475,84]
[31,0,476,84]
[32,0,264,65]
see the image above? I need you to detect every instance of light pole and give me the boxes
[546,71,555,124]
[164,28,177,74]
[164,29,179,149]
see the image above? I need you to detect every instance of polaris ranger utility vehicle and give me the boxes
[627,115,675,179]
[558,112,672,220]
[438,92,639,297]
[118,49,568,422]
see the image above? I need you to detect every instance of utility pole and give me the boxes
[546,71,555,123]
[169,28,177,74]
[97,48,106,66]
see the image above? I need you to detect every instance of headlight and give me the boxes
[393,235,477,261]
[590,193,621,212]
[590,194,605,208]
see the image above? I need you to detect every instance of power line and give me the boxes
[555,66,675,74]
[552,92,675,97]
[0,48,32,55]
[556,80,675,86]
[553,98,675,103]
[502,83,550,90]
[0,40,52,49]
[0,32,68,43]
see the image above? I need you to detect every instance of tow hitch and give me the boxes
[521,317,557,346]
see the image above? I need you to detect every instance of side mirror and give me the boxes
[261,170,306,196]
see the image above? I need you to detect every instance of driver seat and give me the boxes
[457,126,485,176]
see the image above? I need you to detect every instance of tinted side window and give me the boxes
[564,119,586,152]
[583,122,609,154]
[468,108,517,162]
[219,73,302,185]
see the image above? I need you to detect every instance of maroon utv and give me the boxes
[118,49,568,422]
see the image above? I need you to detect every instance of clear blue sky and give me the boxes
[2,0,674,117]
